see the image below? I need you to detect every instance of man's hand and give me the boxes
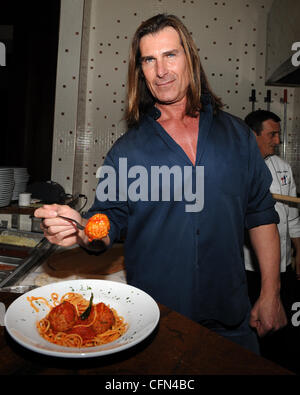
[34,204,88,247]
[249,293,287,337]
[248,224,287,336]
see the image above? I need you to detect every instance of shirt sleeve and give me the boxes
[84,146,129,247]
[244,132,279,229]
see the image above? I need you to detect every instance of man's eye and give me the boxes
[167,53,175,58]
[142,57,154,64]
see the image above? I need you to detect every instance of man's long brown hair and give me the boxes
[125,14,223,128]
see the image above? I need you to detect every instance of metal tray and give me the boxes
[0,230,57,288]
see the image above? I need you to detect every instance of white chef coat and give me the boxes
[244,155,300,272]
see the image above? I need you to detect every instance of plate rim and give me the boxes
[4,279,160,358]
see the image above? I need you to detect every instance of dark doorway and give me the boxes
[0,0,60,182]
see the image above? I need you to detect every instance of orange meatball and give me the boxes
[48,301,77,332]
[67,325,96,340]
[84,214,110,242]
[92,302,115,334]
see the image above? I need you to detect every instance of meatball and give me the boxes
[48,301,77,332]
[84,213,110,242]
[92,302,115,334]
[67,325,96,340]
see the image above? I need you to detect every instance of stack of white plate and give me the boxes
[11,167,30,200]
[0,167,14,207]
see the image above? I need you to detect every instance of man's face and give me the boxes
[139,26,190,105]
[255,119,281,158]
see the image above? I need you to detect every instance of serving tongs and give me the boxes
[0,285,38,293]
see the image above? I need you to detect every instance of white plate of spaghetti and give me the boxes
[4,279,160,358]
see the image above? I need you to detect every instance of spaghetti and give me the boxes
[27,292,128,348]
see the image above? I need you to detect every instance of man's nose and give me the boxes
[156,58,167,77]
[274,133,281,145]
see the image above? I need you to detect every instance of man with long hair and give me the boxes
[35,14,286,354]
[125,14,222,128]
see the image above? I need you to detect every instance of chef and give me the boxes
[244,109,300,359]
[244,109,300,299]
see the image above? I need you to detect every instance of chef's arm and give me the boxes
[291,237,300,278]
[248,223,287,337]
[287,166,300,277]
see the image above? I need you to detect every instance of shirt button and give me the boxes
[196,229,200,235]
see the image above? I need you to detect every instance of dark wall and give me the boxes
[0,0,60,182]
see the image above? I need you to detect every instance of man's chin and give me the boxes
[264,150,275,158]
[268,149,276,157]
[155,96,184,106]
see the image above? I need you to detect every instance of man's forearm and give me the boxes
[248,223,287,336]
[248,223,281,296]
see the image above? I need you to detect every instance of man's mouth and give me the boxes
[156,79,175,87]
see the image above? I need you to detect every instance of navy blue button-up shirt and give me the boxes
[86,97,279,325]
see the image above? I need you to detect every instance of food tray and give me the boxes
[0,229,57,288]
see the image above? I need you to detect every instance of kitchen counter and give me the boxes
[18,243,127,286]
[0,290,294,376]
